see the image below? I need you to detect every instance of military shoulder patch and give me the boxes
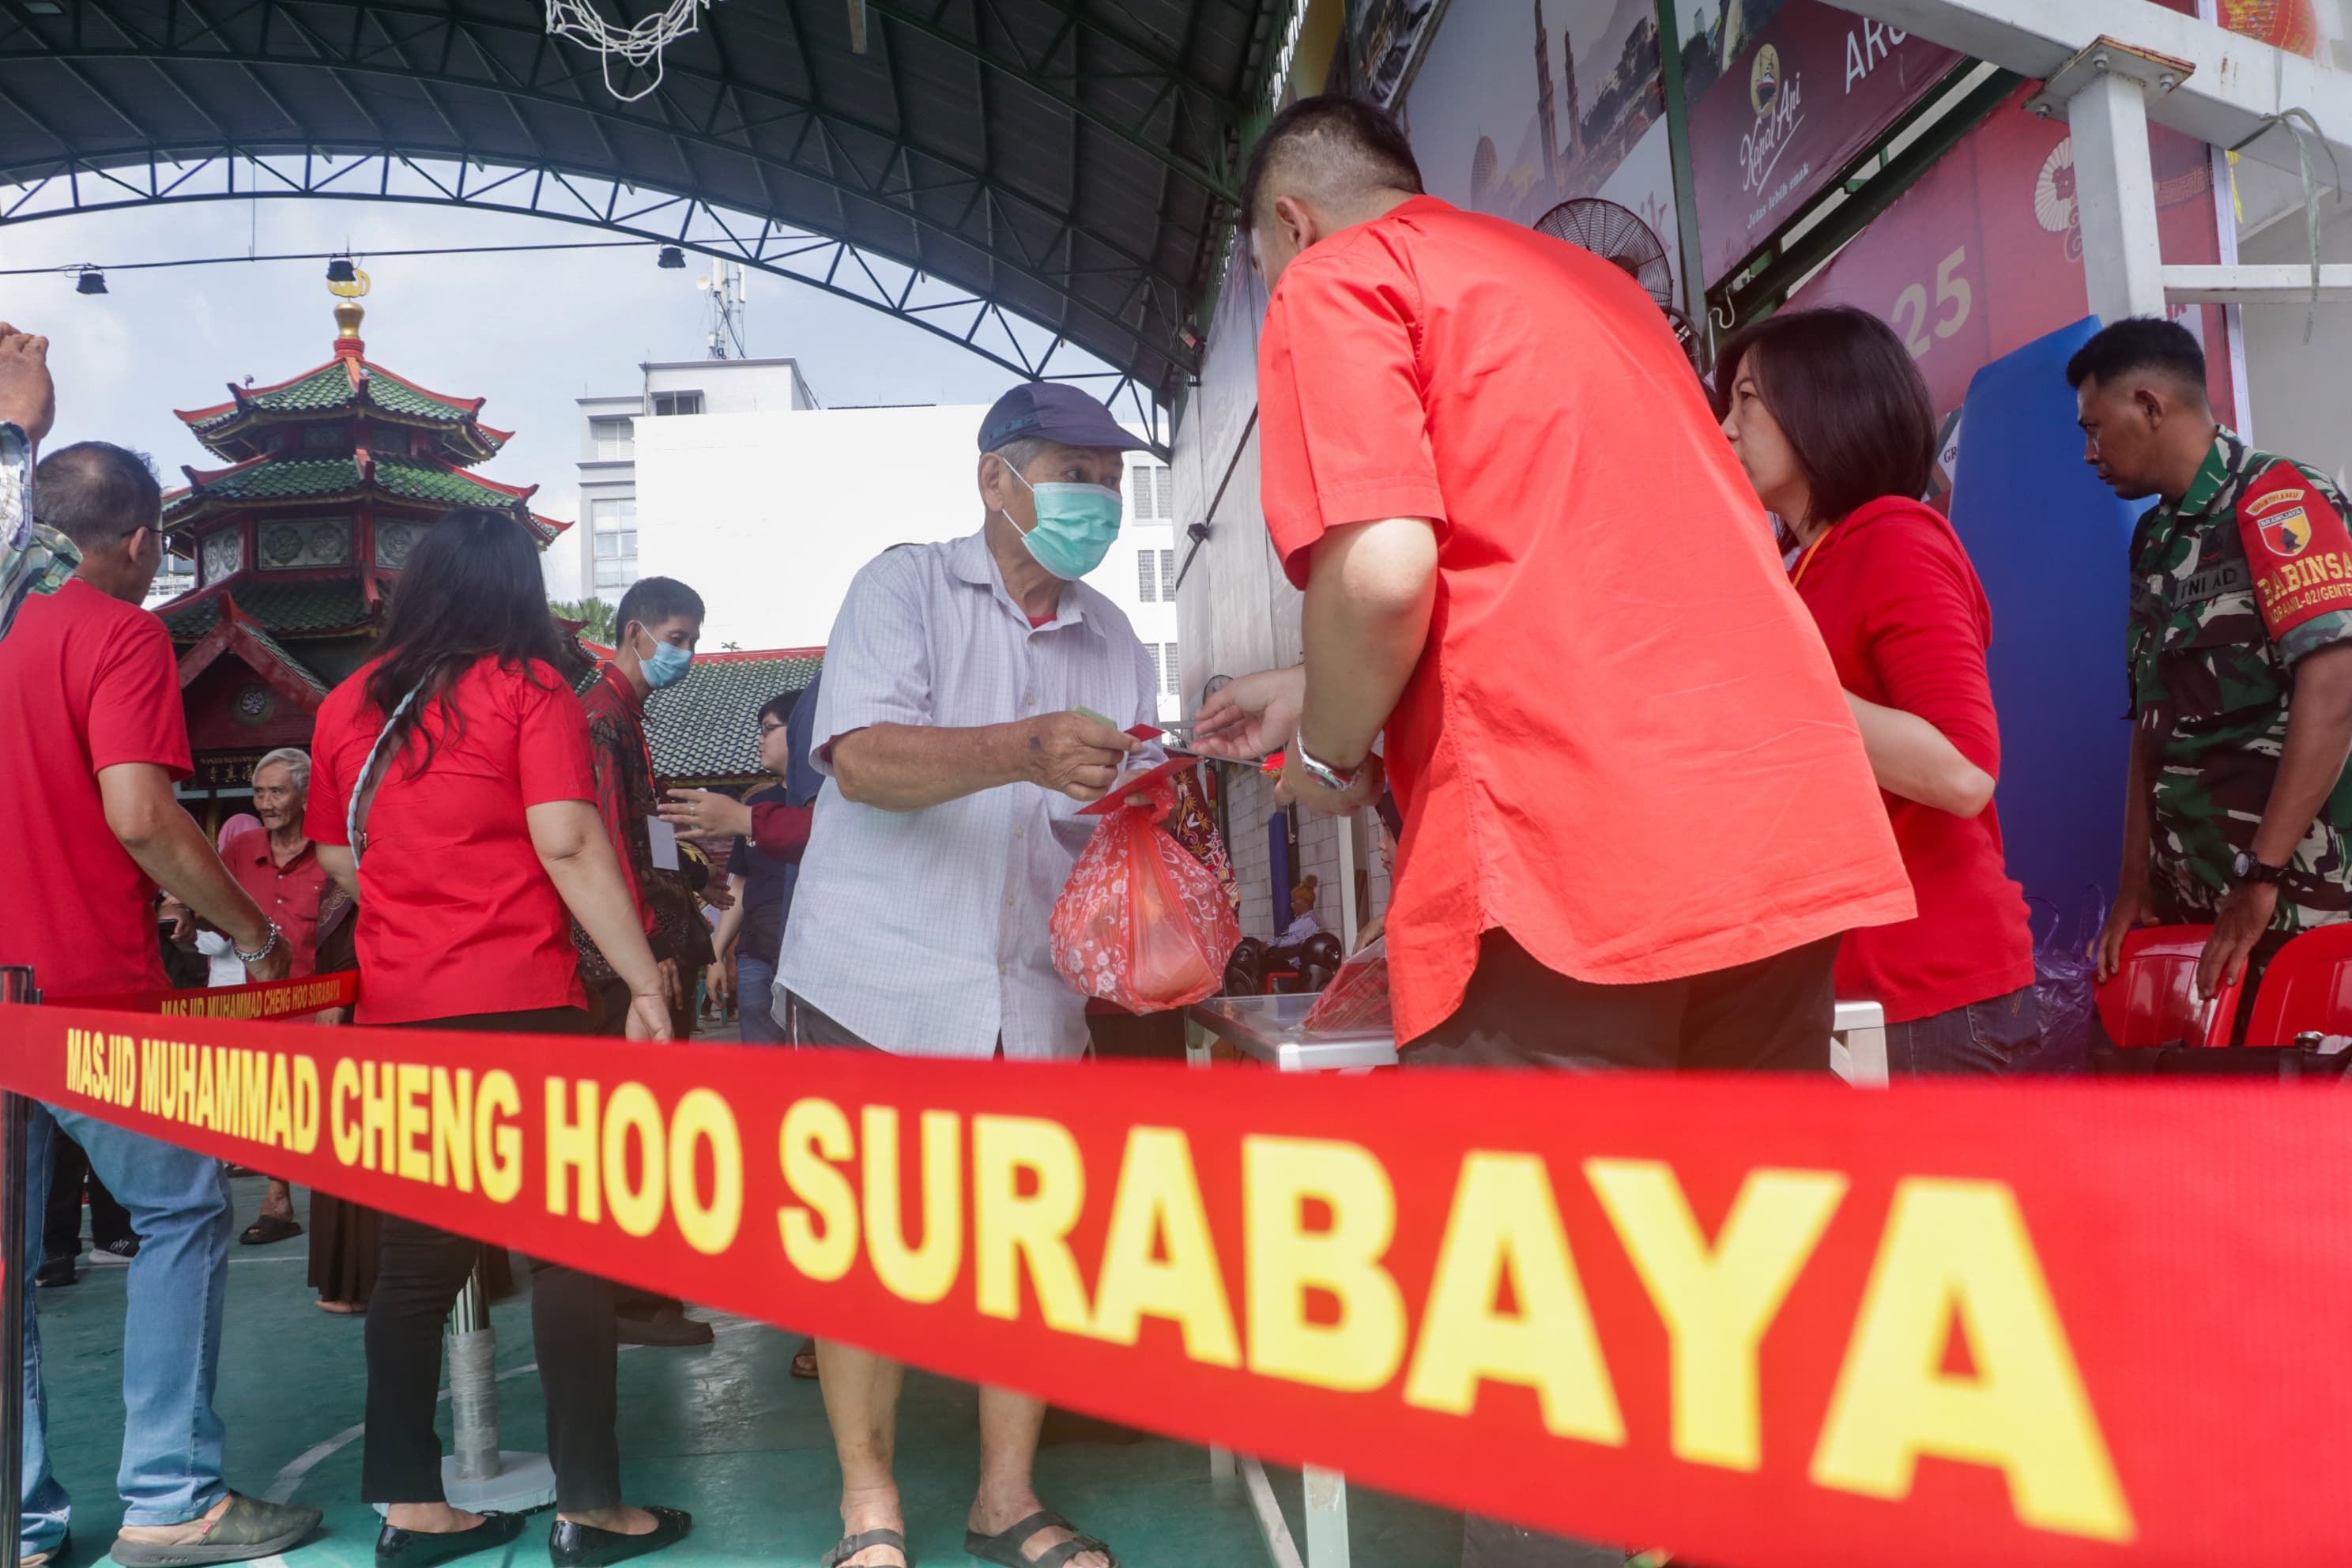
[2247,487,2310,518]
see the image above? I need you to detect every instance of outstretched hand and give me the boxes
[0,325,55,444]
[1189,665,1306,761]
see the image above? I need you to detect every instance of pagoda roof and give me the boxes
[161,451,567,544]
[175,353,513,466]
[159,578,375,643]
[573,646,825,781]
[176,593,331,710]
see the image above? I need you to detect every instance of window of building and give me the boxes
[1161,642,1181,696]
[590,496,639,592]
[302,424,343,450]
[589,416,635,459]
[1136,548,1158,604]
[1127,462,1174,522]
[1159,548,1176,601]
[650,391,703,417]
[1144,643,1162,694]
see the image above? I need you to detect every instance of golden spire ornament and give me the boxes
[328,264,371,350]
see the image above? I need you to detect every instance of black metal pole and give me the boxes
[0,964,34,1568]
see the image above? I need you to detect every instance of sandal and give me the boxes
[316,1298,365,1314]
[820,1528,910,1566]
[964,1512,1115,1568]
[790,1339,820,1381]
[239,1215,302,1246]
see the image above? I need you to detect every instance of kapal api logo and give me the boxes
[1740,44,1805,197]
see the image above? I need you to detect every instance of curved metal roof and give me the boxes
[0,0,1287,409]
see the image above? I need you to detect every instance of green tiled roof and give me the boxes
[364,371,476,421]
[571,652,825,780]
[190,363,474,428]
[161,581,373,641]
[165,454,541,529]
[179,456,364,503]
[236,621,330,697]
[374,454,521,507]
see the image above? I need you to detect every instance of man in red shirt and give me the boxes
[1194,92,1913,1566]
[226,747,334,1247]
[0,438,319,1567]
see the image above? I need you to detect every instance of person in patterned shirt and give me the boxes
[0,323,75,643]
[2074,317,2352,1009]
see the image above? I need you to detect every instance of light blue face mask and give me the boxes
[1000,458,1124,580]
[633,625,694,690]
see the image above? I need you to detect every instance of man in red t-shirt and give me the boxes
[1198,97,1909,1082]
[0,439,319,1566]
[1193,93,1912,1568]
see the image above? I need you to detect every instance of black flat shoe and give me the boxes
[377,1513,526,1568]
[547,1509,690,1568]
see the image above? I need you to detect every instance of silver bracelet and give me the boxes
[232,922,282,967]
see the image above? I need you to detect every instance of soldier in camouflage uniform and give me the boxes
[2072,318,2352,1006]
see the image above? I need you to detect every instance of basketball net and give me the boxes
[546,0,713,103]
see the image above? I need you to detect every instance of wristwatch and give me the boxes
[232,921,283,967]
[1291,734,1361,793]
[2231,851,2288,888]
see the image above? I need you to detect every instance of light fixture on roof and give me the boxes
[72,267,107,296]
[657,246,686,270]
[326,256,358,284]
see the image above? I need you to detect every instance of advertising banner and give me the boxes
[1686,0,1960,288]
[8,997,2352,1564]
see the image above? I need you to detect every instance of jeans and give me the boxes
[736,955,786,1046]
[1885,986,2041,1076]
[17,1102,233,1554]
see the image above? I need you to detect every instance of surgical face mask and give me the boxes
[633,625,694,690]
[998,458,1123,580]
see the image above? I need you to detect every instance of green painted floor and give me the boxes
[28,1177,1462,1568]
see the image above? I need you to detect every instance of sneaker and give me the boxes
[87,1238,138,1266]
[34,1255,77,1288]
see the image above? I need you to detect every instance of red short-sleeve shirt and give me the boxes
[1257,196,1915,1043]
[228,839,334,979]
[1792,498,2036,1023]
[307,656,597,1023]
[0,579,194,999]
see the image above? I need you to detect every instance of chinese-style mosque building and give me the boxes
[155,270,570,811]
[153,270,823,820]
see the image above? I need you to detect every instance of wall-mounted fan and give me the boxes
[1532,198,1700,365]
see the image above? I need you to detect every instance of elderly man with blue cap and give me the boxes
[776,383,1157,1568]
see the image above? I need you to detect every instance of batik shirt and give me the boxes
[0,423,77,643]
[2128,428,2352,929]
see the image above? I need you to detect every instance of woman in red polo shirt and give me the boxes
[1716,306,2039,1074]
[307,507,688,1568]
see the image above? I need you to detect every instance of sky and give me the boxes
[0,194,1072,547]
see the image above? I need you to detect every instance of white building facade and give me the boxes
[564,357,1179,719]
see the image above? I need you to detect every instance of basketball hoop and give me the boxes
[545,0,713,103]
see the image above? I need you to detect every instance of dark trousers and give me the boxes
[1406,929,1841,1072]
[361,1007,622,1513]
[1410,929,1839,1568]
[1885,985,2040,1076]
[590,979,687,1325]
[42,1127,135,1260]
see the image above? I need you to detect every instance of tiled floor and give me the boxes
[24,1176,1463,1568]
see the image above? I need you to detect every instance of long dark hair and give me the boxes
[1711,305,1938,527]
[364,507,565,777]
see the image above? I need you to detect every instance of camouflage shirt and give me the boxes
[1,422,77,644]
[2128,429,2352,929]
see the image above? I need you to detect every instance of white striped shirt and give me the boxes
[777,528,1159,1059]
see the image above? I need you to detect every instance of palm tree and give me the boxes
[551,597,617,645]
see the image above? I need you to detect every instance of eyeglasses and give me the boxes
[757,721,786,737]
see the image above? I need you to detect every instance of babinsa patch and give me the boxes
[2262,505,2314,558]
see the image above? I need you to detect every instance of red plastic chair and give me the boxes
[2240,923,2352,1046]
[2094,924,2245,1049]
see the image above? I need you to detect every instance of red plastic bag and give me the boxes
[1302,935,1393,1035]
[1051,786,1242,1014]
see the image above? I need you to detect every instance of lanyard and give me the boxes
[1789,528,1833,592]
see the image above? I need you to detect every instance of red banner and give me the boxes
[4,999,2351,1565]
[1687,1,1961,288]
[48,971,358,1019]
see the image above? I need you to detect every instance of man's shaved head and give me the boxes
[1241,95,1423,290]
[1241,95,1423,236]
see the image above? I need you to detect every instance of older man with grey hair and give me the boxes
[775,383,1161,1568]
[228,746,331,1246]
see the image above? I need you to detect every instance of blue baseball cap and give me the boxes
[977,383,1150,454]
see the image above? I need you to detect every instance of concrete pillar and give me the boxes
[2066,66,2168,324]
